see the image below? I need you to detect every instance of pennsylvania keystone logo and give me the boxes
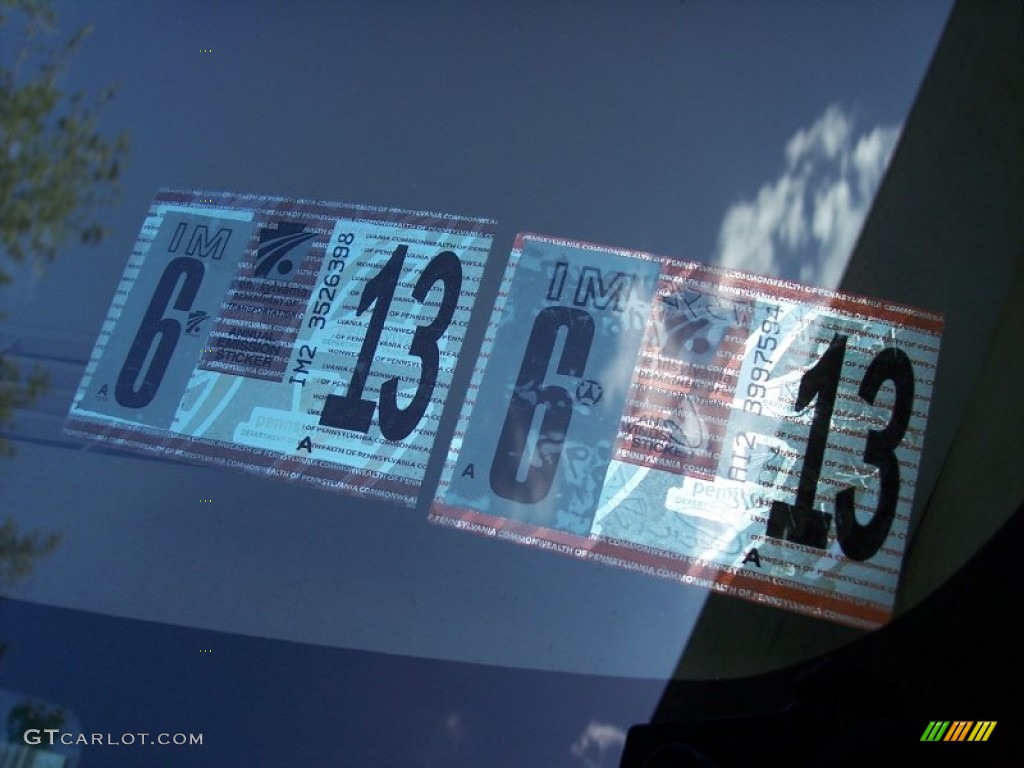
[254,221,316,280]
[185,311,210,336]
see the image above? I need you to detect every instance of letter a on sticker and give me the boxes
[461,463,475,479]
[97,384,109,397]
[742,548,761,567]
[296,436,313,453]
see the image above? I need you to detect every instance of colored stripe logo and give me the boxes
[920,721,996,742]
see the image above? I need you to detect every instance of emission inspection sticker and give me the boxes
[430,233,943,628]
[65,189,496,506]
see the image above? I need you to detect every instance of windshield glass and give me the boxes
[1,1,956,766]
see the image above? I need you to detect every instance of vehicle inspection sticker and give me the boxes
[65,189,496,506]
[430,233,943,628]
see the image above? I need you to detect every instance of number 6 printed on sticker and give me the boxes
[116,256,205,408]
[489,306,595,503]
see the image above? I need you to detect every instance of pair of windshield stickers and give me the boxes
[430,233,943,629]
[65,189,496,507]
[67,200,943,627]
